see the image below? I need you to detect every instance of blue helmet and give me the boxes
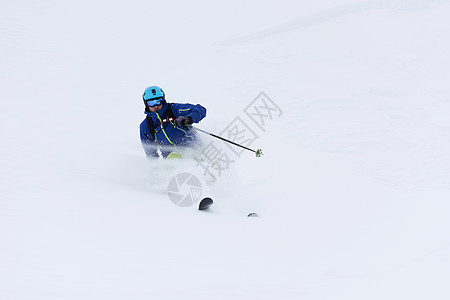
[143,86,165,101]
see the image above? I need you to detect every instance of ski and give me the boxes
[199,197,213,210]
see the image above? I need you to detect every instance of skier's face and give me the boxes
[148,104,163,112]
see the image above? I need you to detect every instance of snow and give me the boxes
[2,0,450,299]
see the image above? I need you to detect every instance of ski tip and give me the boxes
[247,213,259,217]
[199,197,213,210]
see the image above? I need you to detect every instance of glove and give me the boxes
[174,116,193,128]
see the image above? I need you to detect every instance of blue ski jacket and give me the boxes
[140,101,207,158]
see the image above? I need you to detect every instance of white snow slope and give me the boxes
[2,1,450,299]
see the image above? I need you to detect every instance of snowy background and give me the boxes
[2,0,450,299]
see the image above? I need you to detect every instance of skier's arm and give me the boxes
[171,103,207,123]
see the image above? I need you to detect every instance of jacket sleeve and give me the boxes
[140,120,158,158]
[171,103,206,123]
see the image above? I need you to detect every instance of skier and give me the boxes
[139,86,207,159]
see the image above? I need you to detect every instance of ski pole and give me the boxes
[166,118,263,157]
[192,126,263,157]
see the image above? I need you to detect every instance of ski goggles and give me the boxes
[145,97,163,107]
